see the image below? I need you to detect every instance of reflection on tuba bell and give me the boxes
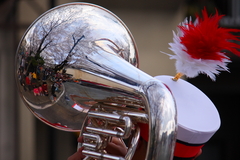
[15,2,177,160]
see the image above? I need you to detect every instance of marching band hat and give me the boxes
[154,75,221,159]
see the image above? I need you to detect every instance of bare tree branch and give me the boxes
[54,34,85,72]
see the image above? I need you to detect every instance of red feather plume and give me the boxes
[166,7,240,81]
[180,8,240,60]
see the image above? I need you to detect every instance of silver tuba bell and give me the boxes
[15,2,177,160]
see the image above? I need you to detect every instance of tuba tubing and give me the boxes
[77,50,177,159]
[15,3,177,160]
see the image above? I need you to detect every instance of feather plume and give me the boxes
[166,8,240,81]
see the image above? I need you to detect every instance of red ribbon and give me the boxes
[174,141,204,158]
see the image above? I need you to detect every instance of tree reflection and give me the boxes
[54,34,85,72]
[16,6,88,104]
[26,9,75,73]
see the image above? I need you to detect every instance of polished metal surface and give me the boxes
[125,126,140,160]
[16,2,138,132]
[16,2,177,160]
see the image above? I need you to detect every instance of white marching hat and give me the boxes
[155,75,221,159]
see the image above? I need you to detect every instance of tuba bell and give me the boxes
[15,2,177,160]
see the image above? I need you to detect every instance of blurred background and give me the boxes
[0,0,240,159]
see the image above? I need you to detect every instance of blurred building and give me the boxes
[0,0,239,160]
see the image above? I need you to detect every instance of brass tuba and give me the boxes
[15,3,177,160]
